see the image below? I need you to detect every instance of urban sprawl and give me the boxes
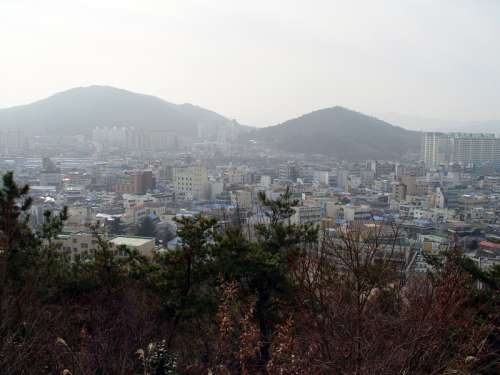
[1,127,499,274]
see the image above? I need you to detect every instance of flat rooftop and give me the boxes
[110,236,154,247]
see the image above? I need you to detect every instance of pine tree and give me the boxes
[137,216,156,237]
[0,172,35,296]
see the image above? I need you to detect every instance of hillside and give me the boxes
[0,88,420,160]
[253,106,420,160]
[0,86,236,137]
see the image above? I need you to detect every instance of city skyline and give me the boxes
[1,2,499,373]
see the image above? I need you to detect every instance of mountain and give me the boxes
[0,87,420,160]
[0,86,237,137]
[252,106,420,160]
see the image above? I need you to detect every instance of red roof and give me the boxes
[479,241,500,251]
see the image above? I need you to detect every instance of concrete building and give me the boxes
[313,170,329,186]
[325,203,371,223]
[110,236,155,258]
[278,162,299,182]
[421,132,449,168]
[343,205,372,222]
[418,234,450,254]
[230,189,253,209]
[57,232,155,261]
[114,170,154,195]
[449,133,500,165]
[374,162,395,178]
[337,169,349,191]
[0,130,28,154]
[133,170,154,195]
[422,132,500,168]
[291,205,322,225]
[260,175,272,188]
[209,181,224,200]
[39,157,62,187]
[392,183,407,202]
[174,164,209,200]
[400,175,418,196]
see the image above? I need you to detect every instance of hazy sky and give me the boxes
[1,0,500,126]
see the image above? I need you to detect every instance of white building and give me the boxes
[422,132,500,167]
[291,205,322,225]
[313,171,329,186]
[174,165,209,200]
[57,232,155,261]
[260,175,272,188]
[421,132,449,168]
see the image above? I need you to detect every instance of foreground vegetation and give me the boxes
[0,172,498,374]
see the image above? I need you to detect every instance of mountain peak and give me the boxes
[0,86,232,136]
[254,105,419,160]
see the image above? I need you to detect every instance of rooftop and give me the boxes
[110,236,154,247]
[479,241,500,251]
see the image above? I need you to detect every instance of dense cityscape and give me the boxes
[1,1,499,374]
[1,126,499,272]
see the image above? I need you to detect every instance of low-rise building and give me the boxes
[57,232,155,261]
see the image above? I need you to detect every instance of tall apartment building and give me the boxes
[449,133,500,165]
[336,169,349,191]
[39,157,62,187]
[0,130,28,154]
[92,127,179,151]
[173,164,209,200]
[278,162,299,182]
[422,132,500,168]
[421,132,450,168]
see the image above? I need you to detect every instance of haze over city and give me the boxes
[1,2,499,374]
[2,0,500,129]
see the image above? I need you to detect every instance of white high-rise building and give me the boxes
[421,132,500,168]
[421,132,449,168]
[449,133,500,165]
[260,175,272,188]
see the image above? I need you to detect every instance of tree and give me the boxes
[0,171,35,293]
[210,187,318,369]
[137,216,156,237]
[157,214,218,350]
[0,171,497,374]
[264,229,498,375]
[107,216,127,236]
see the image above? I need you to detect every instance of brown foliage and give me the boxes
[1,218,497,374]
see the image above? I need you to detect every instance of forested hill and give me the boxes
[252,106,420,160]
[0,86,240,137]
